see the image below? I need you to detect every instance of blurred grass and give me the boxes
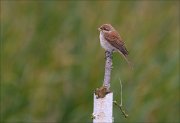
[1,1,179,123]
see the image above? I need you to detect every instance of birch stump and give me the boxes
[93,51,113,123]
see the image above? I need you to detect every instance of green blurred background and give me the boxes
[1,1,179,123]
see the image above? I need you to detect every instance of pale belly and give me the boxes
[99,32,116,52]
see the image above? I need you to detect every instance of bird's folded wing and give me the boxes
[104,31,128,55]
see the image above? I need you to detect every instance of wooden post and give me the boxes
[93,93,113,123]
[93,51,113,123]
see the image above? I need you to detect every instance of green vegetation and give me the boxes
[1,1,179,123]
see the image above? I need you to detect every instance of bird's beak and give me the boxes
[98,28,101,31]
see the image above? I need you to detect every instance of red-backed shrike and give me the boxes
[98,24,131,66]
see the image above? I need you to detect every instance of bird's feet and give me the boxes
[105,51,113,59]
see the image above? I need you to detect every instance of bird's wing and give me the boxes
[104,31,129,56]
[104,31,133,69]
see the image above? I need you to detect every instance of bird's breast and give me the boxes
[99,32,115,51]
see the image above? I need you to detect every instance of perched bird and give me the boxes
[98,24,132,67]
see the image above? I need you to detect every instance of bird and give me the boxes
[98,24,132,68]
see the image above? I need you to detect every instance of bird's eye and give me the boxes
[104,27,109,31]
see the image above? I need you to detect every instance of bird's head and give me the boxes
[98,24,114,32]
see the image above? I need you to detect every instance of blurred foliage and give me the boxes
[1,1,179,123]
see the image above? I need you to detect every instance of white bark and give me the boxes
[93,93,113,123]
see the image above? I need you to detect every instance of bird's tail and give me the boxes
[118,50,133,70]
